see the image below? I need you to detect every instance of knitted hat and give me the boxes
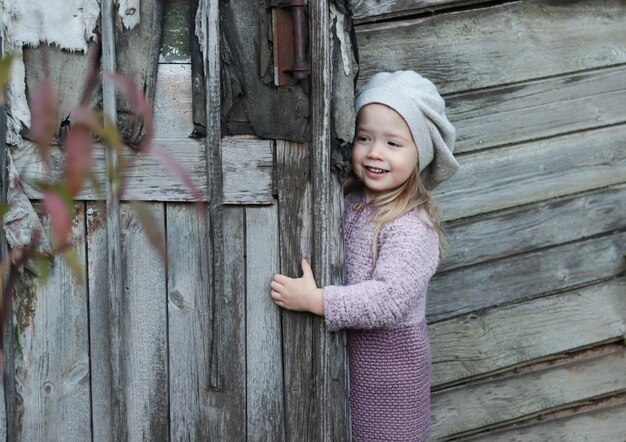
[354,71,459,190]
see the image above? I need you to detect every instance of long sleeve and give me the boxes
[323,212,439,331]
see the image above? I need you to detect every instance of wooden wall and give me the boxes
[352,0,626,439]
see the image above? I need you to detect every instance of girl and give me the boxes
[270,71,459,441]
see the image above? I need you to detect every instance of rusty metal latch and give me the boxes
[271,0,309,86]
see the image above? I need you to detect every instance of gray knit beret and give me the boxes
[354,71,459,190]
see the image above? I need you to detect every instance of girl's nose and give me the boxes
[367,141,384,159]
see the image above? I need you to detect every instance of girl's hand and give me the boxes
[270,259,324,316]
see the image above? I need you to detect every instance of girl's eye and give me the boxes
[388,141,401,147]
[357,136,369,142]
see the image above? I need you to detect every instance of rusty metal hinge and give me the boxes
[271,0,309,86]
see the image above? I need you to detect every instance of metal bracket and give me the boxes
[271,0,308,86]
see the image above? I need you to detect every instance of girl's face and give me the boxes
[352,103,419,202]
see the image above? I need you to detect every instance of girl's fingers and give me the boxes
[270,280,285,292]
[272,273,290,285]
[301,259,313,279]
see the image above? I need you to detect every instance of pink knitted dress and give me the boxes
[323,193,440,442]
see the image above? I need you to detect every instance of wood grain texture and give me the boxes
[447,65,626,153]
[430,347,626,439]
[221,136,273,205]
[351,0,489,22]
[434,124,626,221]
[153,63,196,140]
[310,2,351,439]
[245,205,285,441]
[120,203,168,440]
[166,203,211,441]
[11,136,274,203]
[469,402,626,442]
[441,184,626,272]
[428,231,626,322]
[276,141,316,441]
[114,0,164,144]
[429,278,626,387]
[356,0,626,94]
[86,203,113,442]
[207,207,246,441]
[15,205,91,441]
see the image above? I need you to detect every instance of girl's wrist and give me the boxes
[309,288,325,316]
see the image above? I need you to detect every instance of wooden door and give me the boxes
[1,0,354,440]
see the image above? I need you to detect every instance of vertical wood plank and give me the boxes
[276,140,314,440]
[310,0,351,439]
[101,0,126,440]
[207,207,246,440]
[15,205,91,441]
[120,203,168,440]
[166,203,212,440]
[200,0,226,391]
[246,206,285,441]
[86,203,113,442]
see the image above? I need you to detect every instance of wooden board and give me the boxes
[166,203,211,440]
[434,124,626,221]
[471,402,626,441]
[276,140,315,441]
[352,0,489,22]
[428,231,626,322]
[15,204,91,441]
[429,278,626,387]
[119,203,168,440]
[430,346,626,438]
[222,136,273,205]
[441,184,626,272]
[245,205,285,440]
[153,64,195,140]
[11,136,274,204]
[447,65,626,153]
[356,0,626,94]
[86,203,113,442]
[206,207,246,440]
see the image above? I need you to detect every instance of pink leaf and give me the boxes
[64,123,93,197]
[43,192,72,246]
[29,80,59,163]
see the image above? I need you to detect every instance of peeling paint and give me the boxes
[5,48,29,146]
[330,3,352,76]
[194,0,207,77]
[0,0,99,52]
[118,0,141,30]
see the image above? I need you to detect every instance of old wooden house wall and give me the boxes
[1,0,353,440]
[352,0,626,439]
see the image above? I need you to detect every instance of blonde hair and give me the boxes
[344,165,448,264]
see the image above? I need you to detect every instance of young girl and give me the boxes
[270,71,459,441]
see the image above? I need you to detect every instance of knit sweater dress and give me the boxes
[323,193,440,442]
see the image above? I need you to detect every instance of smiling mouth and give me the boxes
[365,166,388,174]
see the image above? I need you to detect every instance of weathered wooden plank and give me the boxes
[276,140,315,440]
[221,136,273,205]
[429,231,626,322]
[310,2,351,439]
[161,0,191,63]
[207,207,246,441]
[120,203,168,440]
[356,0,626,94]
[351,0,488,22]
[448,65,626,153]
[166,203,211,440]
[115,0,164,144]
[430,346,626,439]
[430,278,626,387]
[434,124,626,221]
[468,401,626,442]
[441,184,626,272]
[153,63,195,140]
[11,136,274,203]
[101,1,126,439]
[85,203,113,442]
[246,205,285,441]
[15,204,91,441]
